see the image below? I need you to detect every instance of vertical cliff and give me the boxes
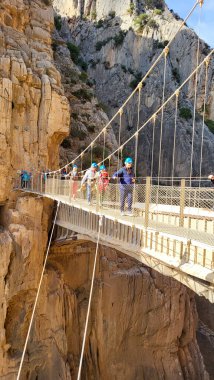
[53,0,214,178]
[0,0,213,379]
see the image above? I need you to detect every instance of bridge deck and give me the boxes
[15,179,214,302]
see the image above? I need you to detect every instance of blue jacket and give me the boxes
[113,167,134,185]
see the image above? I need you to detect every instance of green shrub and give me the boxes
[97,102,109,113]
[172,67,180,84]
[127,3,135,15]
[42,0,53,5]
[51,41,58,51]
[129,72,142,89]
[205,119,214,134]
[103,61,110,69]
[71,112,78,120]
[128,67,134,75]
[147,18,158,28]
[88,125,96,132]
[95,37,112,51]
[91,11,97,20]
[54,15,62,31]
[79,71,88,82]
[144,0,164,10]
[108,10,116,18]
[133,14,157,32]
[154,8,163,15]
[96,41,104,51]
[61,138,71,148]
[179,107,192,120]
[114,31,127,47]
[73,88,93,101]
[96,19,104,28]
[70,128,87,140]
[78,58,88,71]
[67,42,80,64]
[133,13,149,32]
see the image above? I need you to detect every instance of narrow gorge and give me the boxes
[0,0,213,379]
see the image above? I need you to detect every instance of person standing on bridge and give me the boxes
[67,164,79,200]
[98,165,109,206]
[81,162,98,205]
[112,157,135,216]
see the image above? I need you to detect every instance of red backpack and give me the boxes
[98,170,109,191]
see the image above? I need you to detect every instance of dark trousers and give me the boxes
[120,185,133,212]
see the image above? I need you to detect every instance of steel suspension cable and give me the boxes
[117,109,123,174]
[98,49,214,170]
[134,83,142,178]
[77,215,103,380]
[103,128,106,162]
[46,1,200,175]
[157,47,169,183]
[199,57,210,179]
[150,114,156,178]
[17,201,60,380]
[189,3,203,185]
[171,90,180,185]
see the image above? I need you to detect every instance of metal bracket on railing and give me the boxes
[99,215,103,226]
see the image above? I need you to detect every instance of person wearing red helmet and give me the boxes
[98,165,109,206]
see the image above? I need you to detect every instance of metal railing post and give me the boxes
[179,179,185,227]
[145,176,151,229]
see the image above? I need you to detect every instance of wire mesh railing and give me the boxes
[13,172,214,272]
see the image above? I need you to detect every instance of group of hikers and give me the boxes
[19,160,214,215]
[62,157,135,216]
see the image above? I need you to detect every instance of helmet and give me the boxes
[99,165,106,170]
[73,164,77,168]
[124,157,133,164]
[91,162,98,168]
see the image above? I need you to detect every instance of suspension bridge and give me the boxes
[13,1,214,378]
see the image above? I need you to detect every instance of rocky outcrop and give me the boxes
[0,0,69,377]
[12,240,207,379]
[0,0,213,379]
[0,0,70,203]
[54,0,214,178]
[51,27,117,167]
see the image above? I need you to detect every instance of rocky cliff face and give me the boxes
[0,0,69,377]
[54,0,214,178]
[10,240,208,380]
[0,0,70,203]
[0,0,213,379]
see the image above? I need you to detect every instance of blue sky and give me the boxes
[166,0,214,47]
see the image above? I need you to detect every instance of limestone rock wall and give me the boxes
[54,0,214,178]
[0,0,70,203]
[12,240,207,380]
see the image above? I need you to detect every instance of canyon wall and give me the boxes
[54,0,214,178]
[0,0,213,379]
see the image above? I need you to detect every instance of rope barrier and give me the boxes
[77,215,103,380]
[16,201,60,380]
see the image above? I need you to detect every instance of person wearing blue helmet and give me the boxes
[81,162,98,204]
[112,157,135,216]
[98,164,109,205]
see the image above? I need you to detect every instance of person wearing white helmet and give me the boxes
[112,157,135,216]
[81,162,98,204]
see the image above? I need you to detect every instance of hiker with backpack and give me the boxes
[112,157,135,216]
